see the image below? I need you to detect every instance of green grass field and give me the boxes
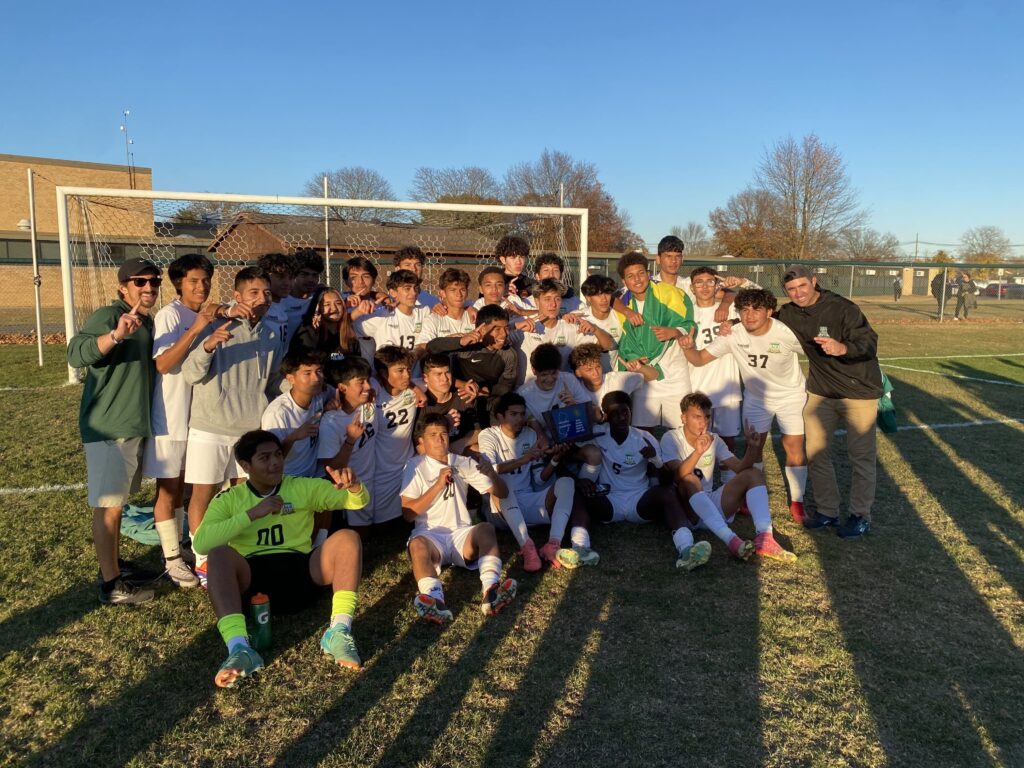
[1,313,1022,767]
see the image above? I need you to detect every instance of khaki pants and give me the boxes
[803,393,878,520]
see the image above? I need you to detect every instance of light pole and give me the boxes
[18,168,45,366]
[119,109,135,189]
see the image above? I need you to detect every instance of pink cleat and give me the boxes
[520,539,542,573]
[755,531,797,563]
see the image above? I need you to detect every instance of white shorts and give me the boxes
[488,488,551,529]
[743,395,806,436]
[84,438,143,508]
[606,488,649,524]
[631,379,687,429]
[711,402,741,438]
[409,525,478,574]
[368,470,404,525]
[142,436,187,479]
[184,429,246,485]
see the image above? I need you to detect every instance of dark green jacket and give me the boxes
[67,299,155,443]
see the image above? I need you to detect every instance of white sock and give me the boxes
[548,477,574,544]
[497,495,529,547]
[174,507,185,539]
[784,465,807,503]
[227,636,250,654]
[417,577,445,601]
[195,552,208,570]
[672,526,695,553]
[746,485,773,534]
[155,518,181,560]
[570,526,591,549]
[690,491,734,545]
[330,614,353,630]
[478,555,502,592]
[579,463,601,483]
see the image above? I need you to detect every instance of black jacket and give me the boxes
[425,336,519,400]
[775,289,883,400]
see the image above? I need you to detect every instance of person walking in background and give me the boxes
[930,271,947,319]
[892,275,902,303]
[953,272,978,321]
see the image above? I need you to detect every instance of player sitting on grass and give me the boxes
[401,413,517,625]
[661,393,796,563]
[193,430,369,688]
[680,287,808,523]
[479,393,580,571]
[574,391,712,571]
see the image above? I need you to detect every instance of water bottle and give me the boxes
[249,592,271,652]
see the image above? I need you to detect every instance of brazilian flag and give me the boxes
[615,281,695,380]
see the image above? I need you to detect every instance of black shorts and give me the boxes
[244,551,323,613]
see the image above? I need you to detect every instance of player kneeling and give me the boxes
[661,393,796,563]
[193,430,369,688]
[401,413,517,625]
[574,391,711,570]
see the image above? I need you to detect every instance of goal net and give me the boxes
[57,189,588,382]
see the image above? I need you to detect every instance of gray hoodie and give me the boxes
[182,318,282,436]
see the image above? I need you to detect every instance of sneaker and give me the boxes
[413,594,453,626]
[194,561,208,589]
[164,556,199,588]
[837,515,871,540]
[572,545,600,566]
[98,577,155,605]
[95,558,162,587]
[755,532,797,563]
[675,540,712,571]
[803,511,840,530]
[538,539,561,565]
[520,539,542,573]
[727,536,754,561]
[480,577,517,617]
[789,501,806,525]
[214,645,264,688]
[320,624,362,669]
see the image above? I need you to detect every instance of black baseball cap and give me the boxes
[782,265,814,284]
[117,258,161,282]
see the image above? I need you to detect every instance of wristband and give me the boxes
[649,455,664,469]
[109,331,123,345]
[548,457,560,467]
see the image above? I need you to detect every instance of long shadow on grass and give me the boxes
[941,360,1024,389]
[808,463,1024,764]
[0,583,99,661]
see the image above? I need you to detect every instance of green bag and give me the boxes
[877,373,898,434]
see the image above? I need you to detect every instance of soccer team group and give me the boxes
[70,234,884,688]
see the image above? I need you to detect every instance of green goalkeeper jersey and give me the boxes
[192,475,370,558]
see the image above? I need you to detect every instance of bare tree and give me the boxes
[171,199,260,227]
[839,228,901,261]
[410,166,501,202]
[709,188,787,259]
[959,225,1012,261]
[302,167,401,222]
[669,221,722,259]
[756,134,865,260]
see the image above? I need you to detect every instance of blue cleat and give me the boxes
[837,515,871,539]
[803,511,840,530]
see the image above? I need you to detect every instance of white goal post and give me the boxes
[56,186,589,384]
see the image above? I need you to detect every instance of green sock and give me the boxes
[217,613,248,649]
[331,590,358,630]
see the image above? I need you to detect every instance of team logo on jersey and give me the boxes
[699,454,714,468]
[623,453,637,466]
[520,442,533,454]
[556,335,567,346]
[768,342,781,353]
[818,326,830,338]
[414,321,423,333]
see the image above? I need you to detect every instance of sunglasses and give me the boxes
[129,276,163,287]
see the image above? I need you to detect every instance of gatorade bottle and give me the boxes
[250,593,271,652]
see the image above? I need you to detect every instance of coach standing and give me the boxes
[775,266,883,539]
[68,258,161,603]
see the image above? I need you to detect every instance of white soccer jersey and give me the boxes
[652,273,696,304]
[579,371,645,408]
[518,319,593,384]
[689,303,742,408]
[375,387,417,469]
[355,306,431,359]
[478,425,543,496]
[517,372,592,428]
[416,310,476,345]
[401,453,495,534]
[660,429,736,494]
[704,318,805,403]
[261,390,331,477]
[150,300,202,441]
[577,307,622,370]
[317,405,378,487]
[593,427,661,494]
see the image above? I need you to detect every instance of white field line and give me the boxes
[0,478,156,496]
[877,353,1024,361]
[880,363,1024,388]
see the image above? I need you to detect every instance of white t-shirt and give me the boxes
[577,307,622,371]
[517,372,592,428]
[593,427,661,494]
[660,429,736,494]
[579,371,645,409]
[375,387,417,477]
[151,300,201,441]
[400,453,494,534]
[355,306,431,361]
[704,318,805,403]
[261,390,331,477]
[518,319,593,384]
[690,303,742,407]
[652,273,696,304]
[478,425,543,496]
[317,405,379,487]
[416,310,475,345]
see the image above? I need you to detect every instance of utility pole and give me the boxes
[119,110,135,189]
[914,233,919,261]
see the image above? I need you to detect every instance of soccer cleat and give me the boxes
[480,578,517,617]
[675,540,712,571]
[214,645,264,688]
[538,539,562,565]
[789,501,806,525]
[572,545,600,566]
[164,556,199,588]
[320,624,362,669]
[194,561,209,589]
[803,511,840,530]
[95,558,161,587]
[520,539,542,573]
[413,594,453,626]
[837,515,871,540]
[754,532,797,563]
[728,536,755,561]
[98,577,155,605]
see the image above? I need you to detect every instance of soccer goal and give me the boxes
[56,187,589,383]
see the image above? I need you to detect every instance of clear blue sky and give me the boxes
[3,0,1021,255]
